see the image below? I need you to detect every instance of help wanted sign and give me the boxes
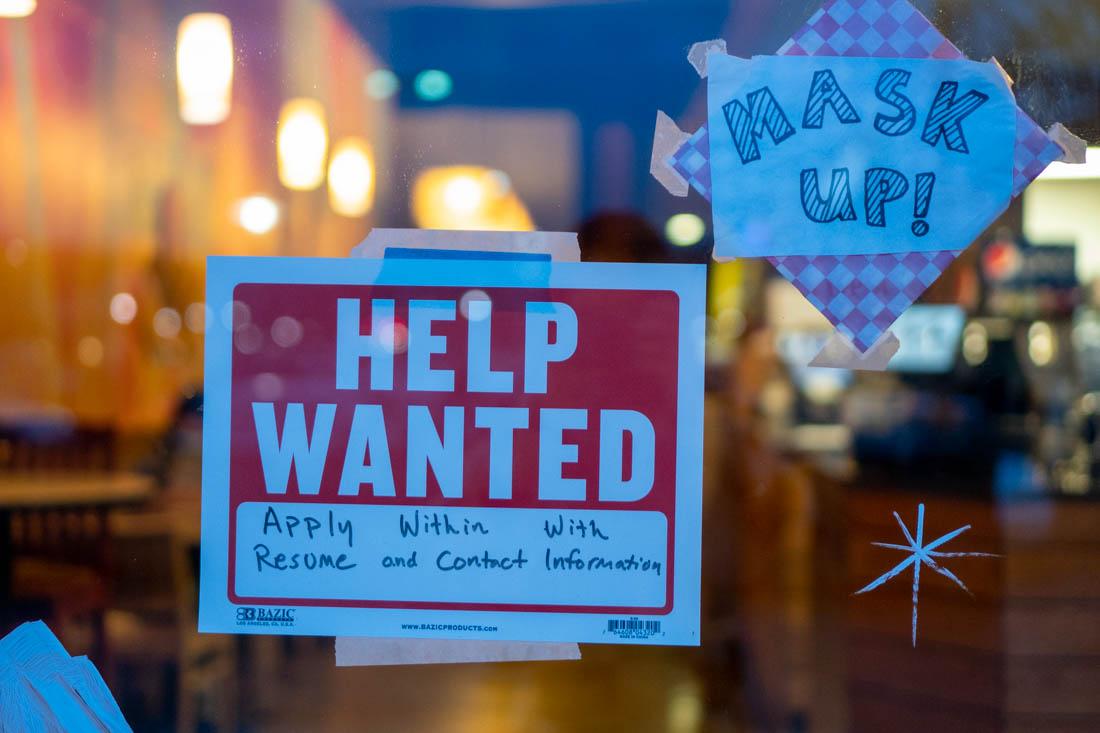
[199,254,704,645]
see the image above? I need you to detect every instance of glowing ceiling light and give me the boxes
[0,0,36,18]
[665,213,706,246]
[277,98,328,191]
[414,69,452,102]
[235,195,280,234]
[176,13,234,125]
[327,138,375,217]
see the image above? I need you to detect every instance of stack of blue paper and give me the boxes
[0,621,131,732]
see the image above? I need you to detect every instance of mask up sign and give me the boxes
[199,255,705,645]
[707,56,1015,258]
[651,0,1084,368]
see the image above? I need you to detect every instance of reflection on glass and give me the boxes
[411,166,533,231]
[109,293,137,325]
[414,69,453,101]
[185,303,210,334]
[76,336,104,368]
[234,196,280,235]
[0,0,35,18]
[153,308,182,339]
[665,213,706,247]
[963,322,989,366]
[327,138,375,217]
[277,98,329,191]
[1028,321,1057,366]
[176,13,234,125]
[364,69,399,100]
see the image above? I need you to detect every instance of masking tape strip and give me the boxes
[1047,123,1088,164]
[650,111,691,197]
[687,39,728,78]
[809,330,901,372]
[335,637,582,667]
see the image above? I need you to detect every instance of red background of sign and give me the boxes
[227,283,680,614]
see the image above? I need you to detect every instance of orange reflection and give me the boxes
[411,166,534,231]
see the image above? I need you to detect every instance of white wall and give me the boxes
[1023,178,1100,283]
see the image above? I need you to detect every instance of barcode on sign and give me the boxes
[606,618,661,638]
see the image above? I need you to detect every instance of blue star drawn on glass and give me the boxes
[854,503,1000,647]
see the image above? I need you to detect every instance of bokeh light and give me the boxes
[376,320,409,356]
[1028,321,1056,367]
[665,213,706,247]
[443,176,484,216]
[235,196,280,235]
[221,301,251,332]
[176,13,234,125]
[414,69,453,102]
[253,373,284,401]
[235,324,263,354]
[271,316,304,348]
[327,138,375,217]
[185,303,209,334]
[962,322,989,366]
[153,307,182,339]
[459,290,491,321]
[77,336,104,367]
[109,293,138,325]
[364,69,399,100]
[277,98,328,190]
[0,0,36,18]
[411,166,533,231]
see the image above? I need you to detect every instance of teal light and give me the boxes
[414,69,453,102]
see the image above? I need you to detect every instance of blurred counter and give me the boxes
[843,485,1100,733]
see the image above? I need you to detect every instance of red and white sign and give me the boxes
[199,255,705,645]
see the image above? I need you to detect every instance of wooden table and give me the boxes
[0,472,156,603]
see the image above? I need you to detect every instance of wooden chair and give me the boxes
[0,424,116,472]
[1,424,118,660]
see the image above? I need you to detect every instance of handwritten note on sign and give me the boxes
[199,255,705,645]
[707,55,1016,258]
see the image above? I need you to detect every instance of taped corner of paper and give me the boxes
[1047,123,1088,164]
[809,331,900,372]
[334,637,582,667]
[687,39,727,78]
[651,111,691,197]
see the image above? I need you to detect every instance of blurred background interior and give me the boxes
[1,0,1100,731]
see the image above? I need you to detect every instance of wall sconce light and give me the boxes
[176,13,234,125]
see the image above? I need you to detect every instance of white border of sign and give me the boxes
[199,255,705,645]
